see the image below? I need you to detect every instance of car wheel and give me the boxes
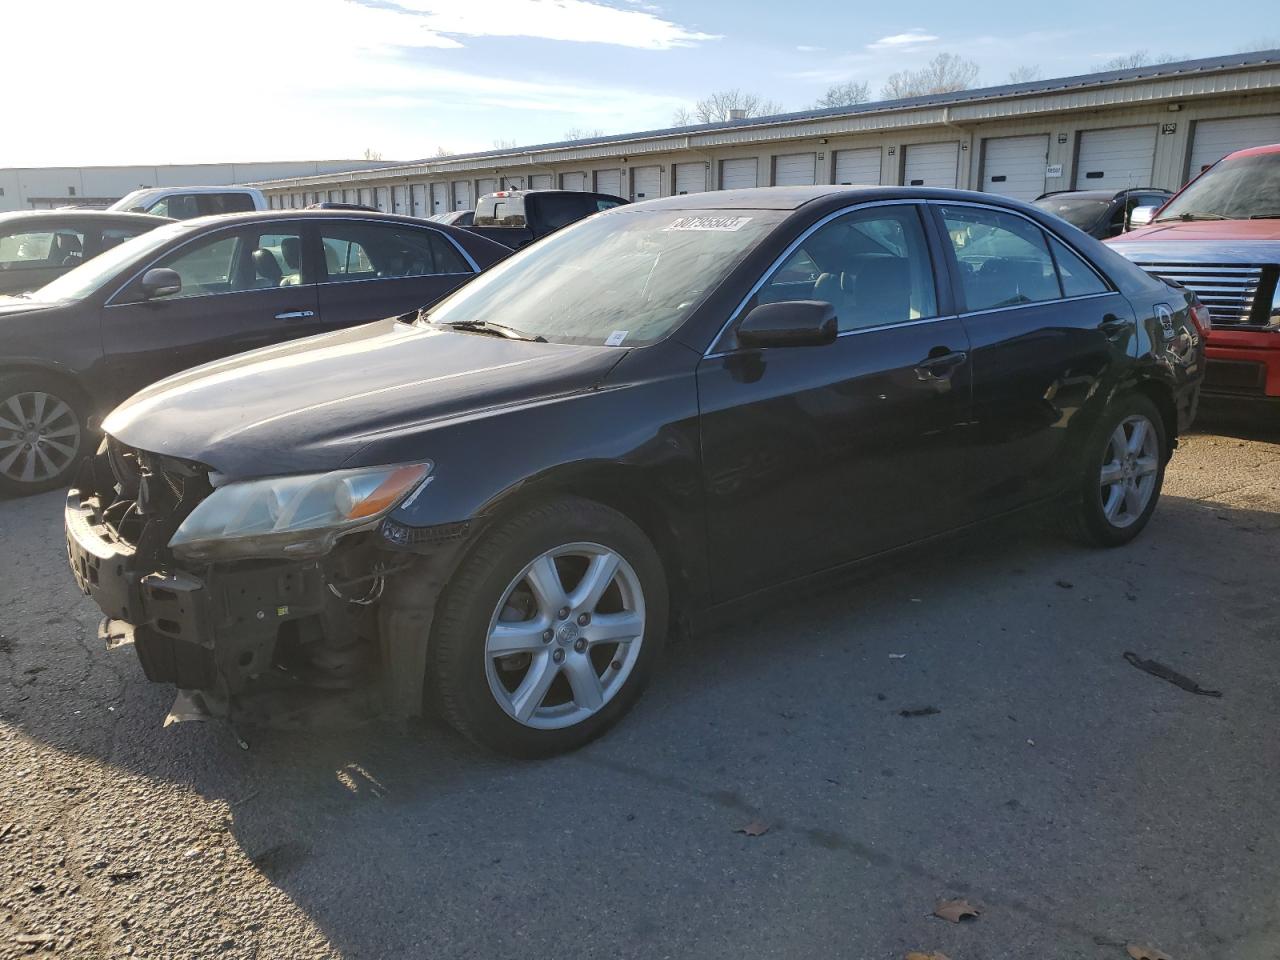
[1063,392,1166,547]
[0,373,87,497]
[427,496,668,757]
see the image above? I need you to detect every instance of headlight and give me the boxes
[169,462,432,562]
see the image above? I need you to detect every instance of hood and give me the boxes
[0,296,59,318]
[1107,219,1280,265]
[104,318,626,478]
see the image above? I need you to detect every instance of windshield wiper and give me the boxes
[435,319,546,342]
[1249,213,1280,219]
[1152,212,1230,223]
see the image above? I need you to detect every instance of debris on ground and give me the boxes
[734,820,769,837]
[1126,944,1172,960]
[1123,651,1222,697]
[900,706,941,718]
[889,653,907,660]
[1055,580,1074,589]
[933,898,980,923]
[905,952,952,960]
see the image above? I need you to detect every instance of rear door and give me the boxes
[315,218,477,326]
[697,202,973,599]
[932,202,1135,519]
[100,220,319,404]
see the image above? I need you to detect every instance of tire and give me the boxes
[0,373,89,497]
[427,496,668,758]
[1062,392,1167,547]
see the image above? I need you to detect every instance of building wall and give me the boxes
[257,84,1280,212]
[0,160,398,212]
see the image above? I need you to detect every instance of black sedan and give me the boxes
[0,210,509,494]
[0,210,171,296]
[1032,188,1172,239]
[65,186,1205,757]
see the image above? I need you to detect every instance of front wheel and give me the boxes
[0,374,87,497]
[427,497,668,757]
[1063,392,1167,547]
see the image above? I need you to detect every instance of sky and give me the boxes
[5,0,1277,167]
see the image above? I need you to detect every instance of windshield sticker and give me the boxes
[604,330,629,347]
[665,216,752,232]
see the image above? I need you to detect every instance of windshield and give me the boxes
[107,189,155,213]
[1032,195,1110,230]
[425,208,781,346]
[27,221,191,302]
[1157,152,1280,221]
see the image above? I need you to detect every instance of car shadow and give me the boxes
[4,488,1280,957]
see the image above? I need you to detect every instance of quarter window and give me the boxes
[1048,236,1108,297]
[941,206,1061,310]
[753,205,938,332]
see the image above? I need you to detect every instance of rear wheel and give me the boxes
[0,373,87,497]
[427,497,668,757]
[1063,392,1166,547]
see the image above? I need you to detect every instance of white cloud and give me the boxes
[867,29,939,50]
[3,0,701,165]
[796,45,825,52]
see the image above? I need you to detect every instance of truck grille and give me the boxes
[1129,261,1264,327]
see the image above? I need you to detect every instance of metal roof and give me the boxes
[249,49,1280,189]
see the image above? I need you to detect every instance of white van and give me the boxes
[107,186,267,219]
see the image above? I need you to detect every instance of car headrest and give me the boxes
[280,236,300,269]
[252,248,282,282]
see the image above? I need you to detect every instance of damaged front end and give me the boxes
[65,438,435,725]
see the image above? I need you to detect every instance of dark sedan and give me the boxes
[0,210,509,494]
[1033,188,1173,239]
[0,210,171,296]
[65,187,1205,757]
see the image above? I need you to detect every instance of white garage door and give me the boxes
[1190,115,1280,174]
[594,169,622,196]
[982,135,1049,201]
[476,178,499,198]
[560,172,587,191]
[410,184,427,217]
[775,153,816,186]
[392,185,408,214]
[630,166,660,201]
[358,188,372,207]
[530,174,553,190]
[501,176,525,191]
[834,147,881,185]
[453,181,471,210]
[674,162,705,195]
[430,182,448,215]
[721,157,758,189]
[1075,126,1156,189]
[903,142,959,188]
[376,187,390,212]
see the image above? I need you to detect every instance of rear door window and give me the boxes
[318,221,471,281]
[0,226,86,269]
[941,205,1061,310]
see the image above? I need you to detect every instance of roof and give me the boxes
[247,48,1280,189]
[0,210,171,225]
[624,184,1050,212]
[1231,142,1280,158]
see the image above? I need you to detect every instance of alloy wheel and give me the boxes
[484,542,646,730]
[1099,414,1159,529]
[0,391,81,486]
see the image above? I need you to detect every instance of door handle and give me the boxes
[914,350,967,381]
[1098,314,1128,338]
[275,309,316,321]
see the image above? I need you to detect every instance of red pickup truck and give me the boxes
[1109,143,1280,401]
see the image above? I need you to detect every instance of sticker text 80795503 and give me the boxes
[664,216,752,232]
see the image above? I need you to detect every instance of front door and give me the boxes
[315,220,478,325]
[931,203,1136,518]
[697,203,973,601]
[100,221,320,407]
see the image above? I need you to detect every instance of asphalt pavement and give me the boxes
[2,410,1279,960]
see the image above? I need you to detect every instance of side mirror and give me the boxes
[1127,205,1158,230]
[737,300,837,349]
[140,267,181,299]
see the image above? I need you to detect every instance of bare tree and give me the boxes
[562,127,605,141]
[492,138,517,149]
[433,146,452,158]
[1007,65,1042,83]
[1092,50,1181,72]
[362,147,383,161]
[814,80,871,109]
[672,89,784,126]
[881,53,979,99]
